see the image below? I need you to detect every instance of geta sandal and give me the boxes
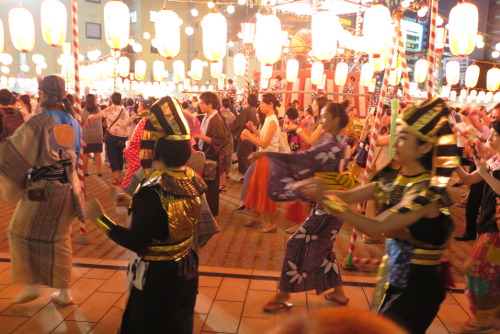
[324,293,349,306]
[263,301,293,313]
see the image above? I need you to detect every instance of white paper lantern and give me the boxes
[201,12,227,62]
[485,91,493,103]
[286,59,299,83]
[465,64,480,88]
[370,53,388,72]
[9,6,35,53]
[135,60,146,81]
[32,54,45,65]
[118,57,130,77]
[0,53,13,65]
[173,59,185,82]
[41,0,67,47]
[449,90,457,101]
[362,4,393,58]
[389,67,402,86]
[104,0,130,51]
[487,68,500,91]
[254,14,282,65]
[414,59,429,83]
[261,62,273,79]
[241,22,255,45]
[334,62,348,86]
[448,2,478,57]
[210,60,223,79]
[440,85,451,98]
[311,10,338,61]
[233,53,246,77]
[153,60,165,81]
[360,62,374,87]
[311,62,324,86]
[191,59,203,81]
[155,8,180,59]
[446,60,460,86]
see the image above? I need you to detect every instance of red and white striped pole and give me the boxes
[346,26,398,266]
[396,19,412,102]
[426,0,439,97]
[245,46,250,96]
[72,0,88,243]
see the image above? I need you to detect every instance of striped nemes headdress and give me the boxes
[140,96,191,174]
[396,97,460,212]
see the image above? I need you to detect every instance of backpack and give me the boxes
[0,107,24,140]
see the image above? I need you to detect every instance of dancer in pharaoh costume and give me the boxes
[86,96,207,334]
[301,98,459,334]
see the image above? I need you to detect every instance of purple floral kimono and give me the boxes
[267,135,347,294]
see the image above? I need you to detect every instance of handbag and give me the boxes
[103,107,125,142]
[355,141,368,168]
[202,159,218,181]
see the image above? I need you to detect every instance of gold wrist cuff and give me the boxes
[95,215,116,234]
[323,195,349,215]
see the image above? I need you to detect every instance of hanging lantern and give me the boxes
[370,52,389,72]
[9,6,35,53]
[41,0,67,47]
[260,62,273,79]
[436,27,447,50]
[335,62,348,86]
[449,90,457,101]
[135,60,146,81]
[360,63,374,87]
[104,0,130,51]
[254,14,282,65]
[487,68,500,91]
[465,64,480,88]
[0,19,4,54]
[286,59,299,83]
[210,60,223,79]
[201,12,227,62]
[233,53,246,77]
[191,59,203,81]
[440,85,451,98]
[362,4,393,59]
[448,1,478,57]
[414,59,429,83]
[155,8,180,59]
[241,22,255,45]
[485,91,493,103]
[446,60,460,86]
[311,10,338,61]
[118,56,130,77]
[173,59,185,82]
[389,67,402,86]
[311,62,324,86]
[153,60,165,81]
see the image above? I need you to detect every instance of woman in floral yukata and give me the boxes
[249,101,353,312]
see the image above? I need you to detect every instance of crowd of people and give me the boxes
[0,74,498,334]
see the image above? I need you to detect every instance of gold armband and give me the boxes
[95,215,116,234]
[322,195,349,215]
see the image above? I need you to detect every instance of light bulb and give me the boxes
[143,32,151,40]
[228,41,234,47]
[207,1,215,9]
[133,43,143,53]
[227,5,235,14]
[238,0,246,5]
[185,26,194,36]
[191,9,199,17]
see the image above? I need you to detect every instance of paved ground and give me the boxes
[0,254,479,334]
[0,161,474,283]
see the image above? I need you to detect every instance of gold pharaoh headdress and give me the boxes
[140,96,191,174]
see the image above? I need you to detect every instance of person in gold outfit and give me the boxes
[300,98,459,334]
[86,96,207,334]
